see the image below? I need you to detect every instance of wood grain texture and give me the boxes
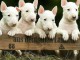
[0,34,79,50]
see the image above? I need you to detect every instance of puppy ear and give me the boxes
[33,0,38,9]
[19,0,25,8]
[1,1,7,12]
[61,0,67,7]
[76,0,80,7]
[15,7,20,12]
[52,6,57,16]
[38,5,44,15]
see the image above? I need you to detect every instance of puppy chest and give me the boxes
[60,24,77,34]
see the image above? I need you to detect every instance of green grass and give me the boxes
[0,52,62,60]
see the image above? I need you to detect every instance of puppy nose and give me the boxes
[12,24,16,27]
[72,16,76,19]
[31,19,35,22]
[47,28,52,31]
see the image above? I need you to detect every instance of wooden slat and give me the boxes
[0,34,79,50]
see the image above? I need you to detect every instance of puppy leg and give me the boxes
[25,29,34,36]
[57,28,69,41]
[72,30,79,41]
[16,50,22,55]
[35,28,46,39]
[48,29,57,39]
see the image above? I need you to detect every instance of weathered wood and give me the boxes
[0,34,79,50]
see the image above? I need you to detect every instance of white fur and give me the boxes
[57,0,80,56]
[17,0,38,36]
[35,5,57,39]
[58,0,79,41]
[0,1,22,55]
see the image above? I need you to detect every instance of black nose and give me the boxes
[72,16,76,19]
[12,24,16,27]
[31,19,34,22]
[47,28,52,31]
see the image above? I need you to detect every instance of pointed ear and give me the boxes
[19,0,25,8]
[52,6,57,16]
[61,0,67,7]
[38,5,44,15]
[76,0,80,7]
[33,0,38,9]
[15,7,20,12]
[1,1,7,12]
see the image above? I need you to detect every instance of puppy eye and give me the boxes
[16,15,19,17]
[52,19,54,21]
[34,10,37,13]
[76,9,78,11]
[26,10,29,12]
[8,15,10,17]
[67,9,70,11]
[44,18,47,21]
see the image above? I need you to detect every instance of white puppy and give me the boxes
[17,0,38,36]
[57,0,80,57]
[0,1,22,55]
[58,0,80,41]
[35,5,57,39]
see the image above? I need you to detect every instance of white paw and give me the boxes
[8,31,15,36]
[48,31,56,39]
[72,33,79,41]
[39,32,46,39]
[25,30,33,36]
[0,30,2,36]
[62,32,69,41]
[74,50,78,56]
[16,50,22,55]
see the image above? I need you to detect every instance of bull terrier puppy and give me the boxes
[17,0,38,36]
[35,5,57,39]
[57,0,80,57]
[0,1,22,55]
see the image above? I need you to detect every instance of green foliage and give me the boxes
[0,52,62,60]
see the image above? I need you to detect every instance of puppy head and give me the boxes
[1,1,20,27]
[38,5,57,31]
[61,0,80,22]
[19,0,38,23]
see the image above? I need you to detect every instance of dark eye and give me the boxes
[34,10,37,13]
[8,15,10,17]
[16,15,19,17]
[26,10,29,12]
[76,9,77,11]
[52,19,54,21]
[44,18,47,21]
[67,9,70,11]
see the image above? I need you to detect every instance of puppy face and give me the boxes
[1,1,19,27]
[19,0,38,23]
[61,0,80,22]
[38,5,57,31]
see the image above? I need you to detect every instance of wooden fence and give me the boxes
[0,34,80,50]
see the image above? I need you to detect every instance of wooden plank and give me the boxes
[0,34,79,50]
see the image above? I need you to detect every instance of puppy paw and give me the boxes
[74,50,78,57]
[8,31,15,36]
[48,31,56,39]
[25,30,33,36]
[16,50,22,56]
[72,32,79,41]
[62,32,69,41]
[39,32,46,39]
